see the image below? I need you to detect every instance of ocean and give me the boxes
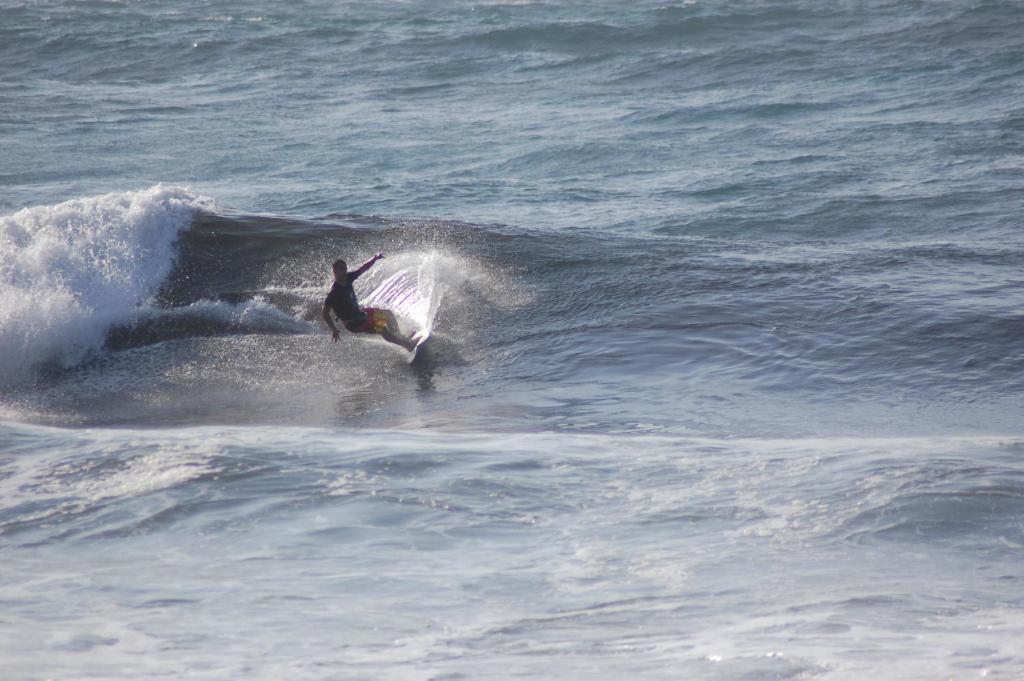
[2,0,1023,678]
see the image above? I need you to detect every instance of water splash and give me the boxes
[361,252,444,337]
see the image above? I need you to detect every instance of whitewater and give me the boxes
[2,0,1023,679]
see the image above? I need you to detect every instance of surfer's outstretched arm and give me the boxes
[351,252,384,278]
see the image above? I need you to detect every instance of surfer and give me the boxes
[321,253,416,351]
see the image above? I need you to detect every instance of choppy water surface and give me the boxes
[2,0,1023,679]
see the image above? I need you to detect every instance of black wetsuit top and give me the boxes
[324,273,364,324]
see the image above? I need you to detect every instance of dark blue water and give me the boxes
[2,1,1023,678]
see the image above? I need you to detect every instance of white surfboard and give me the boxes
[407,328,431,363]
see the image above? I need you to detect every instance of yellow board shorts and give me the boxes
[344,308,388,333]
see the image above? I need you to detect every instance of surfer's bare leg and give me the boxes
[380,328,415,351]
[370,309,414,350]
[382,310,403,335]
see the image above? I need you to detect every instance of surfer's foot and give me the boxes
[405,330,429,352]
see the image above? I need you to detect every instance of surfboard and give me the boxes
[407,328,430,363]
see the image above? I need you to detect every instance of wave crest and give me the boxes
[0,185,215,387]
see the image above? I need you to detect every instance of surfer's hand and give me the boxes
[374,252,385,261]
[331,330,340,342]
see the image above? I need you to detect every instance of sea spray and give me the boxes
[0,186,215,387]
[361,251,444,337]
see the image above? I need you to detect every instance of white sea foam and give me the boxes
[149,297,313,334]
[0,186,215,387]
[1,422,1022,680]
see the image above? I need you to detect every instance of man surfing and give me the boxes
[321,253,416,351]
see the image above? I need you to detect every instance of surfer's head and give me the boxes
[332,259,347,279]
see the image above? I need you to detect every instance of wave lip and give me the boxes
[0,185,215,388]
